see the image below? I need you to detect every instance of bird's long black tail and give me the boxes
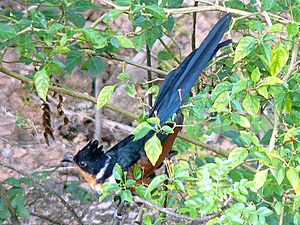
[149,13,232,124]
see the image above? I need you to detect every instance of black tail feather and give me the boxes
[150,13,232,124]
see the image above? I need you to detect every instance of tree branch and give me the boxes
[0,66,255,173]
[283,35,299,82]
[134,196,219,223]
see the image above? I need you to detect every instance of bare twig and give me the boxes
[134,204,144,224]
[268,105,279,151]
[279,195,286,225]
[284,35,299,82]
[192,0,198,51]
[134,196,219,223]
[103,53,168,76]
[30,211,66,225]
[0,183,20,225]
[146,45,153,107]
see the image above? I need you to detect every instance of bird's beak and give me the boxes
[61,156,75,164]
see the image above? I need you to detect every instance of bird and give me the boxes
[62,13,232,194]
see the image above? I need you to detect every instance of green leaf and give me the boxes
[211,81,231,101]
[4,178,20,187]
[257,86,269,99]
[83,56,105,77]
[72,1,99,12]
[52,46,71,55]
[133,165,142,180]
[133,33,145,51]
[228,147,248,168]
[113,163,123,180]
[120,189,133,202]
[261,0,276,11]
[234,36,257,64]
[16,206,30,218]
[97,85,117,108]
[125,179,136,188]
[117,36,135,49]
[212,92,229,113]
[145,5,166,20]
[259,76,284,86]
[82,28,107,49]
[242,94,260,116]
[131,122,154,141]
[65,50,83,73]
[269,23,286,33]
[102,9,123,22]
[274,201,282,215]
[126,84,137,98]
[0,23,17,40]
[0,207,10,220]
[283,127,300,143]
[145,134,162,166]
[146,174,168,193]
[117,72,131,82]
[287,23,299,37]
[287,168,300,195]
[251,67,261,84]
[231,79,247,96]
[66,11,85,28]
[160,125,174,134]
[231,114,251,128]
[270,43,289,77]
[158,51,172,61]
[115,0,130,6]
[256,207,273,217]
[252,169,268,191]
[34,67,50,101]
[174,179,185,192]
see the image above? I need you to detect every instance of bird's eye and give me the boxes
[79,161,87,168]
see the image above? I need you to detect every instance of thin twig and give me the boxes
[0,183,21,225]
[104,53,168,76]
[283,35,299,82]
[279,195,286,225]
[192,1,198,51]
[99,0,299,25]
[146,45,153,107]
[134,196,219,223]
[268,105,279,151]
[30,211,66,225]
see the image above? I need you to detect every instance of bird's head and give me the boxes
[62,140,114,193]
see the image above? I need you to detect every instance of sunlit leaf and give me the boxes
[145,134,162,166]
[34,67,50,101]
[97,85,117,108]
[234,36,257,63]
[131,122,154,141]
[270,43,289,77]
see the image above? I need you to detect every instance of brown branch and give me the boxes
[0,183,20,225]
[104,53,168,76]
[30,211,66,225]
[0,66,256,173]
[0,162,84,225]
[146,45,153,107]
[134,196,219,223]
[98,0,298,26]
[283,35,299,82]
